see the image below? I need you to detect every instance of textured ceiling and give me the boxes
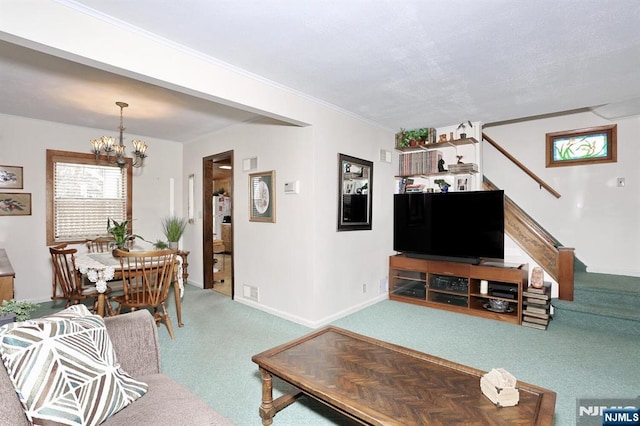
[1,0,639,143]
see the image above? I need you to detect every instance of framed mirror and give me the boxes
[338,153,373,231]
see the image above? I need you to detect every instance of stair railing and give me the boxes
[481,167,574,301]
[482,132,561,199]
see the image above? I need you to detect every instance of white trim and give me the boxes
[235,294,388,329]
[55,0,391,132]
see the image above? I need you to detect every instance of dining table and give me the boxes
[75,251,185,326]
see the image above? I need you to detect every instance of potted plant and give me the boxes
[0,299,38,325]
[457,121,473,139]
[161,216,187,249]
[395,128,409,148]
[434,179,451,193]
[152,239,169,249]
[107,218,141,254]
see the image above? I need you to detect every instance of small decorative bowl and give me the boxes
[488,299,510,312]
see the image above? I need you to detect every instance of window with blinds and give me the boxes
[53,162,127,241]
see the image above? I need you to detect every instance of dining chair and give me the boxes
[112,249,178,339]
[86,237,114,253]
[85,236,124,314]
[49,244,109,311]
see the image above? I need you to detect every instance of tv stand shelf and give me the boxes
[389,255,528,324]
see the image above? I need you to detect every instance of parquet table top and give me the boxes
[252,326,555,425]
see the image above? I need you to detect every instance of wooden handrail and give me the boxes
[483,179,574,301]
[482,132,561,199]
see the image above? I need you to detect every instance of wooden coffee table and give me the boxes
[252,326,555,425]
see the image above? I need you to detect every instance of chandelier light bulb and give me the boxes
[90,102,149,168]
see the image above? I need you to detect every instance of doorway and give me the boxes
[202,151,233,297]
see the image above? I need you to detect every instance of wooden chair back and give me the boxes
[114,249,177,339]
[49,244,86,306]
[86,237,114,253]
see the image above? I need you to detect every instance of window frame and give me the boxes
[545,124,617,168]
[46,150,133,245]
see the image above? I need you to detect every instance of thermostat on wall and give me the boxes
[284,181,300,194]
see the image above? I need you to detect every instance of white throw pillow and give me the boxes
[0,304,148,425]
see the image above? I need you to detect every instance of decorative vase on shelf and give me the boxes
[531,267,544,288]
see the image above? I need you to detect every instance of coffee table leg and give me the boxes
[258,368,276,425]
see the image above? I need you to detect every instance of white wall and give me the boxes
[484,111,640,276]
[183,119,316,323]
[310,111,395,324]
[0,113,183,302]
[184,113,395,328]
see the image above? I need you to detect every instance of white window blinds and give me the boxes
[54,162,127,241]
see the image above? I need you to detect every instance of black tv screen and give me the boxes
[393,190,504,264]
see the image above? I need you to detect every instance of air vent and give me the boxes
[243,284,259,301]
[242,157,258,171]
[380,149,392,163]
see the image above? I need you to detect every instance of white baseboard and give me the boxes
[235,293,388,329]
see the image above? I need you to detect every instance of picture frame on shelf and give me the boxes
[0,193,31,216]
[545,124,616,168]
[0,166,23,189]
[455,175,471,192]
[249,170,275,223]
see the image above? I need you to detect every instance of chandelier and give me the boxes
[90,101,148,168]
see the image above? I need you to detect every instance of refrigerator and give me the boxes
[214,195,231,240]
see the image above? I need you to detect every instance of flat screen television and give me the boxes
[393,190,504,264]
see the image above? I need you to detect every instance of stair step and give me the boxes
[552,299,640,336]
[574,271,640,292]
[573,272,640,310]
[574,286,640,310]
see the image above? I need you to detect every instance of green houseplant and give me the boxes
[107,218,141,251]
[434,179,451,193]
[161,216,187,249]
[0,299,38,324]
[152,239,169,249]
[396,127,433,147]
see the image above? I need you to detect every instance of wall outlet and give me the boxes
[362,283,367,293]
[617,177,625,187]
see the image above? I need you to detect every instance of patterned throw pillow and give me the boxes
[0,305,148,426]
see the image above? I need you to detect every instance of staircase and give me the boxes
[481,132,640,336]
[552,271,640,336]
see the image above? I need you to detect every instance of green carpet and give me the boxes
[34,286,639,425]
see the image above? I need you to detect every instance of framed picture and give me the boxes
[0,193,31,216]
[0,165,23,189]
[546,124,616,167]
[249,171,275,222]
[455,175,471,192]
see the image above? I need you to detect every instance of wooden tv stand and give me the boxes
[389,255,528,324]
